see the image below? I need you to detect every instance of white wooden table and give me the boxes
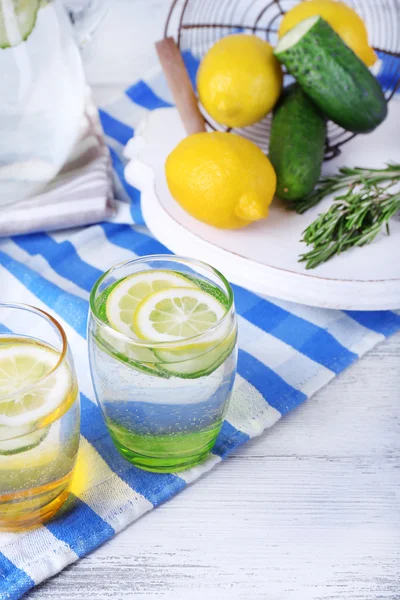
[27,2,400,597]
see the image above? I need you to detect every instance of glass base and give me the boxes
[0,472,72,532]
[107,419,223,473]
[111,435,218,473]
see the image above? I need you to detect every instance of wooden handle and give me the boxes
[155,37,206,135]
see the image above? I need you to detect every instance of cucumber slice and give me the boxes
[94,330,169,379]
[0,0,40,49]
[155,329,237,379]
[0,423,49,455]
[269,83,326,201]
[274,16,387,133]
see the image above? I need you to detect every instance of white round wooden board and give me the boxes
[124,103,400,310]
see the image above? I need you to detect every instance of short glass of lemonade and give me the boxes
[0,303,80,531]
[88,256,237,473]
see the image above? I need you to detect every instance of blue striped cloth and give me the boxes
[1,52,400,600]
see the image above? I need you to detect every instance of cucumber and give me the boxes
[0,0,40,49]
[155,329,237,379]
[0,424,49,455]
[274,16,387,133]
[269,84,326,202]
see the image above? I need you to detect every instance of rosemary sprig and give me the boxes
[292,164,400,214]
[299,183,400,269]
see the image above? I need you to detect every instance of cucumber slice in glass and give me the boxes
[155,330,237,379]
[94,329,171,379]
[0,423,49,455]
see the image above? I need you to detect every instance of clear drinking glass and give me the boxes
[88,256,238,473]
[0,303,80,531]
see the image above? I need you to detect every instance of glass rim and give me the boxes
[0,302,69,402]
[89,255,235,349]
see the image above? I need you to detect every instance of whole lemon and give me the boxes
[278,0,377,67]
[165,132,276,230]
[197,34,283,128]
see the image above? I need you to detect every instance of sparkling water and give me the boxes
[89,275,238,472]
[0,336,80,531]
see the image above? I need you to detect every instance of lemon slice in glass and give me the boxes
[105,270,196,338]
[134,287,226,342]
[0,341,71,428]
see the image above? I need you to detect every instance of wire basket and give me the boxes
[164,0,400,159]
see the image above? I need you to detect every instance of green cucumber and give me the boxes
[94,331,169,379]
[0,424,49,455]
[155,329,237,379]
[274,16,387,133]
[269,83,326,201]
[0,0,40,49]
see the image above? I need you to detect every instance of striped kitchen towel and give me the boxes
[1,52,400,600]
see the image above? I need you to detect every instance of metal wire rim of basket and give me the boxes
[164,0,400,160]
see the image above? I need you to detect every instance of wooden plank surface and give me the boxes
[27,328,400,598]
[26,1,400,598]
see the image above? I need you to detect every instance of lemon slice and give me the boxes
[0,340,71,427]
[105,270,196,338]
[134,287,226,342]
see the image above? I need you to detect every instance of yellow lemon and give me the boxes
[278,0,377,66]
[197,34,283,128]
[165,132,276,230]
